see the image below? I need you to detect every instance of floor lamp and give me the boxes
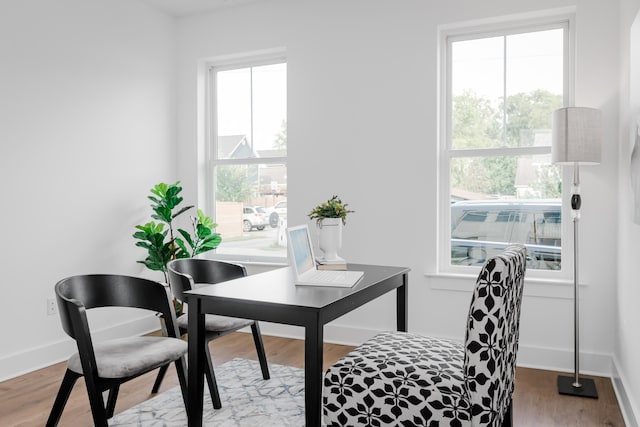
[552,106,602,399]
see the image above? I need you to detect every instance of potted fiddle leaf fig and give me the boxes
[133,181,221,314]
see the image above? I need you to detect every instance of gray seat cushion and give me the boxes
[67,336,187,378]
[177,313,253,332]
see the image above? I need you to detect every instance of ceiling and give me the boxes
[141,0,265,17]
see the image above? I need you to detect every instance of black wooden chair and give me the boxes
[151,258,270,409]
[46,275,188,427]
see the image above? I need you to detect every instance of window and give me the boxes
[205,55,287,261]
[439,17,572,275]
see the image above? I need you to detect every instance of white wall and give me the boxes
[175,0,626,396]
[0,0,177,379]
[617,0,640,424]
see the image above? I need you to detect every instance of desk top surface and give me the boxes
[184,263,409,309]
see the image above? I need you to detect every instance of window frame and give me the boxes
[203,51,288,264]
[437,14,575,280]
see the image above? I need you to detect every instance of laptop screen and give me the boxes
[288,225,315,275]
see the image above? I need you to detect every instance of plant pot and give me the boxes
[317,218,343,262]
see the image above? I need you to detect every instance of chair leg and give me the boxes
[151,364,170,393]
[46,369,79,427]
[105,385,120,418]
[251,322,270,380]
[84,374,109,427]
[174,356,189,411]
[204,344,222,409]
[502,400,513,427]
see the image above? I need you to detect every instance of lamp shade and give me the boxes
[552,107,602,165]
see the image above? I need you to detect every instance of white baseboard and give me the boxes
[612,357,640,427]
[515,343,613,377]
[0,314,160,383]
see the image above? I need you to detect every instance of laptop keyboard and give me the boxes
[310,270,348,283]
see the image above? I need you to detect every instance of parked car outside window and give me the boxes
[243,206,267,232]
[267,200,287,228]
[450,199,561,270]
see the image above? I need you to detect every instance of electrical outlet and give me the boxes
[47,298,57,316]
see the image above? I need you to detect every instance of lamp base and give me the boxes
[558,375,598,398]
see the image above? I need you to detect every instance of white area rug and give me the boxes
[110,358,305,426]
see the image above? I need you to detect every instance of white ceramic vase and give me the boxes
[317,218,343,261]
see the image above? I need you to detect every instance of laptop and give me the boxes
[286,224,364,287]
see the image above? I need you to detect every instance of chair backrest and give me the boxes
[167,258,247,302]
[463,244,527,426]
[55,275,181,341]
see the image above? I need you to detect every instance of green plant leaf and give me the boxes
[132,231,147,240]
[165,196,183,210]
[135,241,152,249]
[178,229,194,248]
[172,205,193,220]
[196,234,222,254]
[197,209,217,228]
[138,236,173,272]
[152,206,173,223]
[134,222,165,234]
[202,234,221,246]
[196,223,212,239]
[163,183,184,209]
[150,182,169,199]
[174,237,189,257]
[147,195,162,205]
[149,232,167,245]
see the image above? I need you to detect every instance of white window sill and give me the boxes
[425,271,581,299]
[198,252,288,268]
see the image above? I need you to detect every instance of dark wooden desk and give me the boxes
[185,263,410,427]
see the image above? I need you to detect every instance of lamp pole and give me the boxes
[572,165,581,387]
[556,161,598,398]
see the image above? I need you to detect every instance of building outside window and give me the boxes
[439,17,572,276]
[205,56,287,262]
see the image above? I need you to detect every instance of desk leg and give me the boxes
[397,273,408,332]
[304,321,323,427]
[187,301,205,427]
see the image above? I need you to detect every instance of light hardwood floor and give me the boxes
[0,332,626,426]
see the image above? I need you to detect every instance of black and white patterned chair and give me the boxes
[323,245,527,426]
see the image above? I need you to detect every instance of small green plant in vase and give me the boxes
[308,195,354,225]
[308,195,354,262]
[133,181,221,315]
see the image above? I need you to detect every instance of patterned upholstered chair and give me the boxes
[323,245,527,426]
